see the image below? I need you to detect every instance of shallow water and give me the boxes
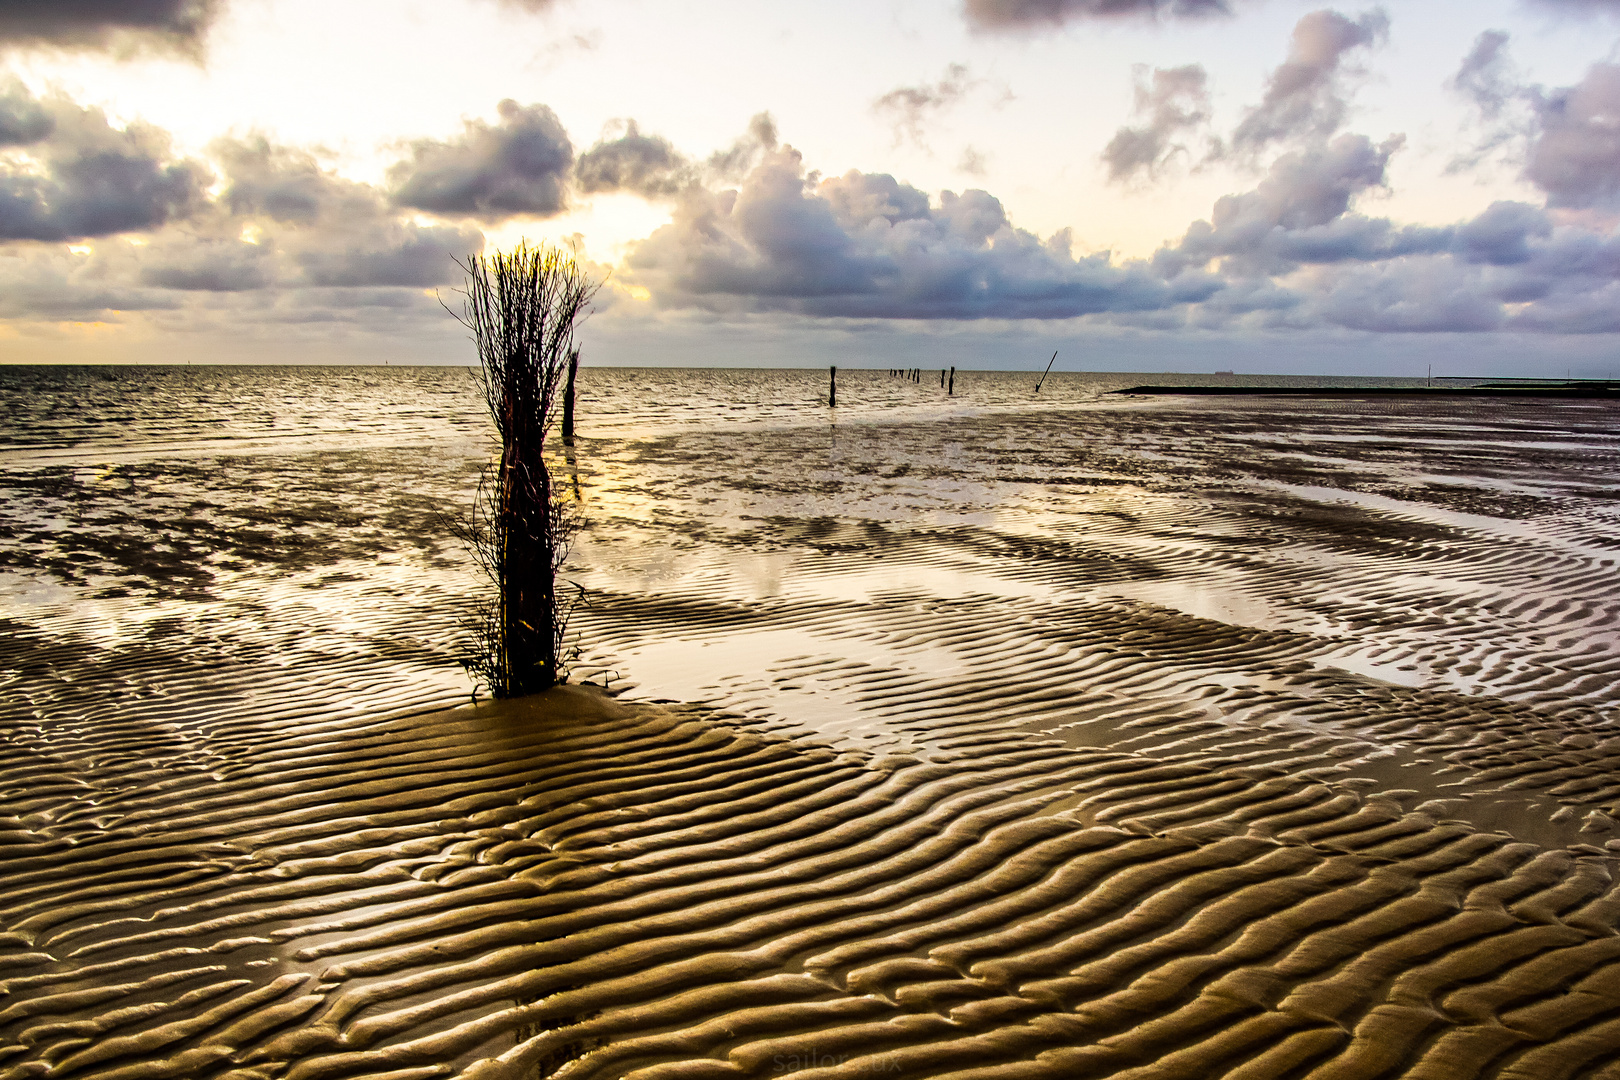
[6,365,1620,1079]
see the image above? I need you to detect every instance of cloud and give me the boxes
[1451,30,1515,121]
[873,63,979,148]
[1523,0,1620,17]
[1525,63,1620,209]
[0,0,221,55]
[1445,30,1539,174]
[0,78,51,146]
[216,134,483,288]
[217,135,365,224]
[623,143,1211,319]
[388,99,573,221]
[1453,200,1550,264]
[963,0,1234,32]
[1102,64,1214,184]
[1164,134,1419,274]
[1308,257,1506,333]
[575,119,692,199]
[0,246,178,319]
[0,90,210,241]
[1229,8,1388,155]
[704,112,779,183]
[136,235,275,292]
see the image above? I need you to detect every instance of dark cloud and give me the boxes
[0,78,51,146]
[216,136,367,224]
[1229,8,1388,155]
[0,0,220,54]
[137,236,275,291]
[0,92,210,241]
[575,120,692,199]
[1525,63,1620,209]
[296,221,484,288]
[624,145,1210,319]
[1102,64,1214,183]
[963,0,1233,31]
[873,63,977,148]
[389,99,573,221]
[1454,201,1549,265]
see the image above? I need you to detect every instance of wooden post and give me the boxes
[1035,350,1057,393]
[829,365,837,407]
[948,367,954,395]
[561,346,579,445]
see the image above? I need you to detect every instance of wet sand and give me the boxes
[4,374,1620,1078]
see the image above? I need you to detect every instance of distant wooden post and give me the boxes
[948,366,955,395]
[829,365,837,407]
[561,346,580,445]
[940,369,945,388]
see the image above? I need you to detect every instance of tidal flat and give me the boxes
[3,365,1620,1079]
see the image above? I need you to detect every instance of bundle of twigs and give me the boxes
[449,242,597,697]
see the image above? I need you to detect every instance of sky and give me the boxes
[2,0,1620,374]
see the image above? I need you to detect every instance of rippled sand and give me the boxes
[5,370,1620,1079]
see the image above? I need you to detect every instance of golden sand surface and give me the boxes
[5,381,1620,1079]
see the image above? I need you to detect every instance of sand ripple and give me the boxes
[5,380,1620,1077]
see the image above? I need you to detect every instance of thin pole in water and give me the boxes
[1035,350,1058,393]
[829,365,837,407]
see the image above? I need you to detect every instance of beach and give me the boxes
[4,365,1620,1079]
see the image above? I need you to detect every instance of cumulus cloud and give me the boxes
[873,63,982,148]
[0,89,210,241]
[963,0,1233,32]
[217,134,483,288]
[1102,64,1214,184]
[575,119,692,198]
[1525,63,1620,209]
[623,143,1214,319]
[389,99,572,221]
[1163,134,1419,274]
[0,0,220,55]
[218,136,367,224]
[1229,8,1388,156]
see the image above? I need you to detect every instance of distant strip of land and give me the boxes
[1114,381,1620,398]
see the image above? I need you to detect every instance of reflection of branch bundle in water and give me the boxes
[448,242,598,698]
